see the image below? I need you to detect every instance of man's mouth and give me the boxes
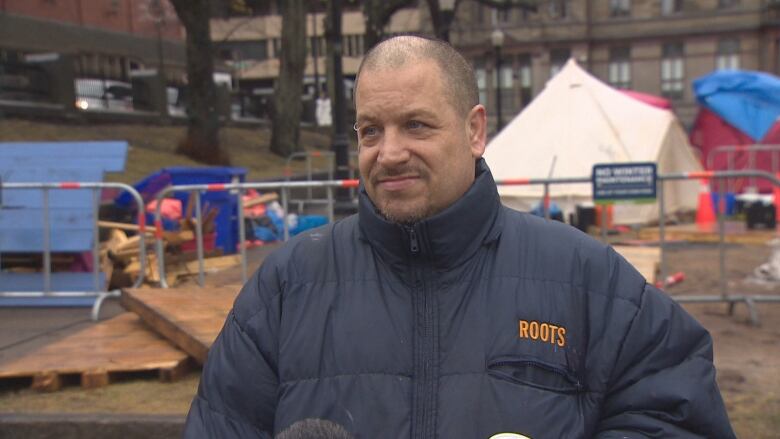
[376,175,420,191]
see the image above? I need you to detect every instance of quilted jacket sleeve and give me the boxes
[183,268,281,438]
[594,283,735,438]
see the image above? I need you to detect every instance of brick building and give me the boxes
[212,0,780,128]
[446,0,780,128]
[0,0,186,81]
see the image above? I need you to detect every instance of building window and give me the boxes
[549,0,569,19]
[475,61,487,105]
[716,38,740,70]
[608,46,631,89]
[610,0,631,16]
[550,48,570,77]
[518,54,533,109]
[495,62,514,116]
[269,38,282,58]
[222,41,269,62]
[718,0,738,7]
[345,35,365,56]
[476,4,488,24]
[661,0,682,15]
[498,8,511,23]
[661,42,684,99]
[308,37,327,57]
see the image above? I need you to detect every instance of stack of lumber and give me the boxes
[99,221,189,287]
[101,190,251,287]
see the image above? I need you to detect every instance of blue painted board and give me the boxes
[0,297,97,307]
[0,272,105,292]
[0,272,105,307]
[0,142,128,172]
[0,142,127,306]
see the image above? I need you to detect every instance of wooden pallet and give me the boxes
[121,286,240,365]
[0,313,190,392]
[638,222,779,245]
[613,245,660,283]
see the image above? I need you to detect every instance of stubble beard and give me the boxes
[369,165,432,225]
[377,197,431,225]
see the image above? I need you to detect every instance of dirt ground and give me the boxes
[662,242,780,438]
[0,241,779,437]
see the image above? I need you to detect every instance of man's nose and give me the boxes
[377,128,410,166]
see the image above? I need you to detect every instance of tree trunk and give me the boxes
[170,0,229,165]
[362,0,414,50]
[269,0,306,158]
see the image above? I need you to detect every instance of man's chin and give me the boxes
[377,204,429,225]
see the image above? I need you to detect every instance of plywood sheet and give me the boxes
[121,286,240,364]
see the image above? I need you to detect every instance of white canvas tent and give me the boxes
[484,59,702,225]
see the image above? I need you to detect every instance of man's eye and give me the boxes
[360,126,379,138]
[406,120,425,130]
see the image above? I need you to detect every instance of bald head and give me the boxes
[356,35,479,119]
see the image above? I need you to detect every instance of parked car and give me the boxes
[74,78,133,111]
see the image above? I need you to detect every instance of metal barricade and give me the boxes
[154,171,780,325]
[152,179,359,288]
[497,170,780,325]
[658,170,780,325]
[0,182,147,320]
[706,144,780,192]
[283,151,359,210]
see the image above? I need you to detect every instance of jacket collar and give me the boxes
[358,159,503,270]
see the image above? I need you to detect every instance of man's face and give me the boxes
[355,60,486,224]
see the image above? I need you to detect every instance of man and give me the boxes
[184,36,735,438]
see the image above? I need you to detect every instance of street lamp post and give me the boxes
[327,0,351,209]
[311,11,320,96]
[439,0,456,42]
[148,1,166,79]
[491,28,505,132]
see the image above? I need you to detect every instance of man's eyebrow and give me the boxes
[402,109,439,120]
[355,114,379,126]
[356,109,440,126]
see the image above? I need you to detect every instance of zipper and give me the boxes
[408,227,420,254]
[407,225,436,438]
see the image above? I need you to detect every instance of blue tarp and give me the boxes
[693,70,780,142]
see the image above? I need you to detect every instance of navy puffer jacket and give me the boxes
[184,160,735,439]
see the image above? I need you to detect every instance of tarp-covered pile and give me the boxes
[690,70,780,193]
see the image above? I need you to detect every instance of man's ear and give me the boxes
[466,104,487,159]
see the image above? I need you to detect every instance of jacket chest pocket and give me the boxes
[487,354,584,394]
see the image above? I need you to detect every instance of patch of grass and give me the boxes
[724,391,780,439]
[0,118,351,184]
[0,373,200,415]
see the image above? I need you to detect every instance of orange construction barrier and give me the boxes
[594,204,613,229]
[775,173,780,227]
[696,178,716,227]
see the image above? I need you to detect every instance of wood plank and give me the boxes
[121,286,240,364]
[244,192,278,208]
[81,369,109,389]
[0,313,189,390]
[159,358,193,383]
[31,372,61,392]
[613,245,660,283]
[99,221,149,233]
[638,222,779,245]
